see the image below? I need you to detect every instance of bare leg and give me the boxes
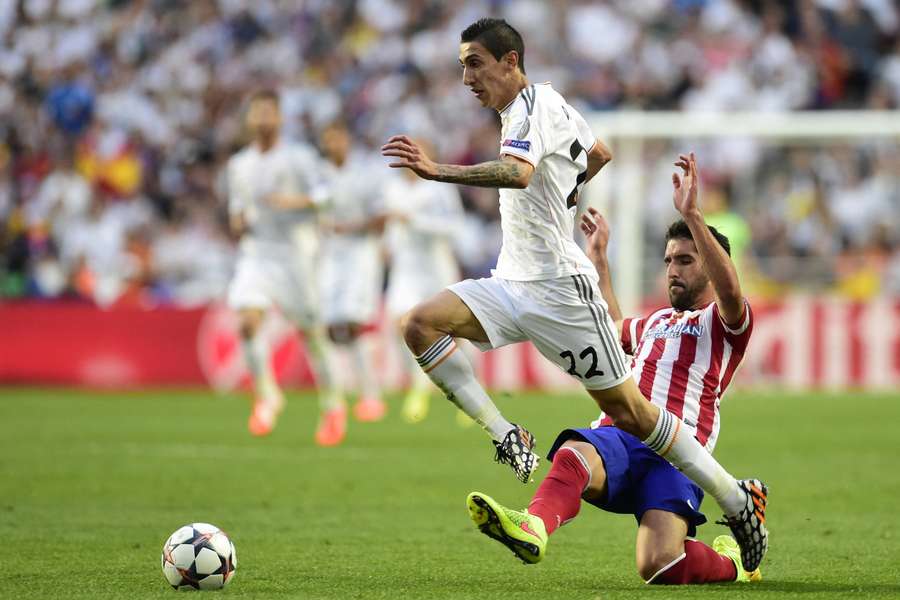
[636,510,690,581]
[397,317,433,423]
[301,324,343,412]
[400,290,513,441]
[327,322,385,422]
[638,510,739,584]
[401,289,490,353]
[328,323,381,404]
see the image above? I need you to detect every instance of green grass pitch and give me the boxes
[1,387,899,599]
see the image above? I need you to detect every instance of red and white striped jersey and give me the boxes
[592,300,753,453]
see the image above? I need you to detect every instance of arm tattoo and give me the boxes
[433,160,525,188]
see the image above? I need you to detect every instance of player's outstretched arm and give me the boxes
[583,138,613,185]
[265,193,315,211]
[331,214,389,235]
[226,160,251,238]
[580,207,624,331]
[672,152,744,323]
[381,135,533,189]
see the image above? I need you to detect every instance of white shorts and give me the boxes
[320,243,383,325]
[448,274,632,391]
[227,253,319,328]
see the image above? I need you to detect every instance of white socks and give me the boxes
[243,326,344,413]
[303,328,344,412]
[415,335,513,441]
[402,341,433,393]
[241,334,279,407]
[347,337,380,400]
[643,409,745,516]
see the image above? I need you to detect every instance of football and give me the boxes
[161,523,236,591]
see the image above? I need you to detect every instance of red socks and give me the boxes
[528,447,737,587]
[648,539,737,584]
[527,447,590,535]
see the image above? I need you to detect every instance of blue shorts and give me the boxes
[548,427,707,536]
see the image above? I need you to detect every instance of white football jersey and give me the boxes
[318,153,388,323]
[226,140,327,257]
[494,82,597,281]
[319,153,388,254]
[318,153,389,283]
[383,176,462,282]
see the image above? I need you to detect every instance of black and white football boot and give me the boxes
[717,478,769,572]
[492,424,539,484]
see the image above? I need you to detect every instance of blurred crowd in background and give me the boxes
[1,0,898,308]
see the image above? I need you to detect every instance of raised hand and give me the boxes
[381,135,438,180]
[672,152,700,217]
[579,207,611,262]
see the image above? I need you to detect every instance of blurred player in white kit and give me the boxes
[383,151,465,423]
[225,90,342,443]
[318,121,389,434]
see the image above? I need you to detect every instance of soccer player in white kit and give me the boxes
[225,90,342,443]
[383,157,465,423]
[318,121,388,425]
[381,18,767,569]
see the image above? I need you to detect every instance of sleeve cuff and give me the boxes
[721,300,751,335]
[499,149,537,168]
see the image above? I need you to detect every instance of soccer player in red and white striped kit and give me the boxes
[468,153,766,584]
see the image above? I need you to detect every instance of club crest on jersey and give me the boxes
[645,322,705,339]
[502,139,531,151]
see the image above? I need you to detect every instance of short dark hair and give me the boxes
[665,219,731,256]
[321,118,349,133]
[461,18,525,74]
[248,88,280,106]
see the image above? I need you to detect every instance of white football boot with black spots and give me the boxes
[492,424,539,484]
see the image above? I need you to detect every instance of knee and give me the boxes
[558,440,606,501]
[637,550,683,582]
[238,311,262,339]
[400,306,433,348]
[558,440,602,475]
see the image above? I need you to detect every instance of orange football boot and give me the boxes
[248,390,285,437]
[353,396,386,422]
[314,405,347,446]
